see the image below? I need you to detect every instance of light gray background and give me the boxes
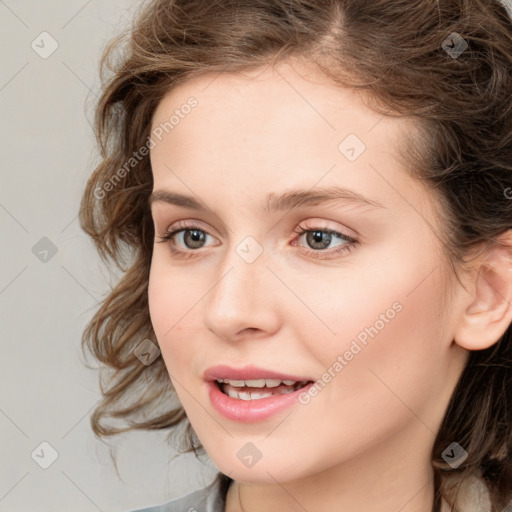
[0,1,217,510]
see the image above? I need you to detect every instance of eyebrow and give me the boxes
[149,186,385,213]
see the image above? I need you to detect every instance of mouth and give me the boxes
[206,370,316,422]
[204,365,316,409]
[215,378,313,401]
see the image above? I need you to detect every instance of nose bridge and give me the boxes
[209,238,264,312]
[203,235,277,338]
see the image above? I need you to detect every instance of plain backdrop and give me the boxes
[0,1,218,510]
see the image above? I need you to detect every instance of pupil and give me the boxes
[307,230,331,249]
[185,229,205,248]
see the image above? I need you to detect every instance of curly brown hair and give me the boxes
[79,0,512,510]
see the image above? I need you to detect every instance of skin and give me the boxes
[147,58,510,512]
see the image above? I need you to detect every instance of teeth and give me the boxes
[225,388,239,399]
[224,387,297,400]
[216,378,298,388]
[218,379,311,401]
[244,379,266,388]
[247,390,274,400]
[227,380,245,387]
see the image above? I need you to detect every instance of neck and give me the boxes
[225,423,437,512]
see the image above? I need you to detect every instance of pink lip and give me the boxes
[204,365,314,422]
[203,364,312,382]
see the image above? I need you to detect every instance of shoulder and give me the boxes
[440,473,492,512]
[125,477,226,512]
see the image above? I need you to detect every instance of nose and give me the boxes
[203,242,280,342]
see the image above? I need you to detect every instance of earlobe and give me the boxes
[454,232,512,351]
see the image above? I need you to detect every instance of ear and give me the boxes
[454,230,512,351]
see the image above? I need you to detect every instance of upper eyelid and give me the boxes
[158,216,356,233]
[150,201,368,234]
[161,221,356,246]
[158,218,213,235]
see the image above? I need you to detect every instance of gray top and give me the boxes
[126,477,226,512]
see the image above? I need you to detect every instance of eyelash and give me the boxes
[155,220,358,260]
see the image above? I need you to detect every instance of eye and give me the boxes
[155,220,359,261]
[291,224,358,260]
[155,220,216,258]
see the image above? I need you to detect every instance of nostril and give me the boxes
[240,327,258,334]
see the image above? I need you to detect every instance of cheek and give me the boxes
[306,230,446,357]
[147,259,197,371]
[300,242,450,422]
[267,252,452,474]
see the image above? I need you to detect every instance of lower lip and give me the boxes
[207,381,314,422]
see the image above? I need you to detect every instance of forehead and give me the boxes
[156,58,420,147]
[151,59,409,144]
[149,59,434,222]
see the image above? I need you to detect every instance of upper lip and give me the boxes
[204,365,313,382]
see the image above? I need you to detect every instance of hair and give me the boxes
[78,1,512,510]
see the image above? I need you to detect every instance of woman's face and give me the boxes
[148,59,468,484]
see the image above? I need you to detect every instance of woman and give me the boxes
[79,1,512,511]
